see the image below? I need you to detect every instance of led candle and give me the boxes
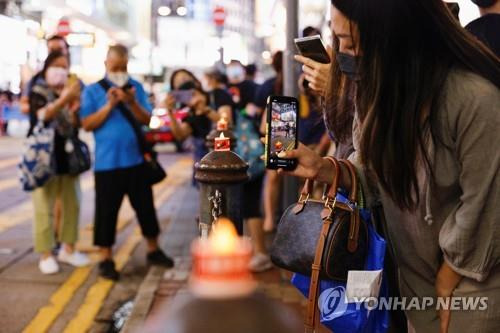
[214,132,230,151]
[190,218,256,299]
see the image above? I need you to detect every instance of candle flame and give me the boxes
[219,132,226,139]
[210,217,238,254]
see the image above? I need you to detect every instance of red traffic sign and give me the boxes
[213,6,226,27]
[57,17,71,37]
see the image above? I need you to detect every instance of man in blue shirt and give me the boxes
[81,44,173,280]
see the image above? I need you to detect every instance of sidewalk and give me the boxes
[123,183,330,332]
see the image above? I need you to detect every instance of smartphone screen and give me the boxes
[171,90,194,105]
[266,96,298,170]
[294,35,331,64]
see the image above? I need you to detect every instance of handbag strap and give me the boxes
[97,79,152,157]
[304,157,340,333]
[336,158,361,253]
[294,157,340,215]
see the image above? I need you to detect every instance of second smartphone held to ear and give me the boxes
[265,95,299,171]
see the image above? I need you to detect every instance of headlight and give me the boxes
[149,116,162,129]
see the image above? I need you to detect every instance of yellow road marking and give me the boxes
[62,229,143,333]
[22,158,191,333]
[0,156,19,170]
[0,178,18,192]
[63,161,191,333]
[0,175,94,234]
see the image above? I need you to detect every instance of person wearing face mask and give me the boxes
[165,81,221,185]
[284,0,500,332]
[80,45,174,281]
[226,60,260,114]
[28,51,89,275]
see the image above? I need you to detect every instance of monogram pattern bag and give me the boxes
[270,158,369,331]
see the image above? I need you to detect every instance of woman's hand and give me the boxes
[276,143,333,183]
[436,261,463,333]
[295,49,332,96]
[165,93,176,111]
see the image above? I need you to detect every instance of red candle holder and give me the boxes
[214,132,230,151]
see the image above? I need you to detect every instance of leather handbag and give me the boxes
[98,79,166,185]
[270,158,368,331]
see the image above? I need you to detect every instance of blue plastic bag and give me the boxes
[291,193,390,333]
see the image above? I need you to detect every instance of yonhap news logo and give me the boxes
[318,286,348,320]
[317,286,489,318]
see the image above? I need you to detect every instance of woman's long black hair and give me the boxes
[327,0,500,210]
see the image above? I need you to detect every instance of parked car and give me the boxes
[144,107,189,144]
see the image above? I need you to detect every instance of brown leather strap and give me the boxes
[338,159,360,253]
[304,157,341,332]
[305,217,333,332]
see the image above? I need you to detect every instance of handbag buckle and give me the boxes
[323,197,337,219]
[298,193,310,204]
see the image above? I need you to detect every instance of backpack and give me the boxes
[234,109,265,180]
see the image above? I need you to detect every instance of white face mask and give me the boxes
[46,67,69,87]
[226,66,245,83]
[107,71,129,87]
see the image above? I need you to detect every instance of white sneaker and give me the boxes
[58,249,90,267]
[39,256,60,275]
[249,253,273,273]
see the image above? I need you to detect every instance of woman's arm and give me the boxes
[436,261,463,333]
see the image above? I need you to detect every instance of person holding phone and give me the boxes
[165,81,220,185]
[81,45,174,281]
[28,51,89,274]
[284,0,500,332]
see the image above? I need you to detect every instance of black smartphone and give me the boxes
[294,35,331,64]
[265,95,299,170]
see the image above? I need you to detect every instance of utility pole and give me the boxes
[282,0,300,207]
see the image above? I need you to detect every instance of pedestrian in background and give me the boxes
[226,60,271,272]
[202,69,234,122]
[29,51,89,274]
[165,80,220,185]
[80,45,174,281]
[466,0,500,56]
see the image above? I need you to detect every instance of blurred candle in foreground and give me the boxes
[190,217,255,299]
[214,132,230,151]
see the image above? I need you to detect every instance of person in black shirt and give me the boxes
[202,69,234,122]
[466,0,500,57]
[166,82,220,185]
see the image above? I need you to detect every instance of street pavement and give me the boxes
[0,135,193,333]
[0,135,323,333]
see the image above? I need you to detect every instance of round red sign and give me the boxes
[213,6,226,27]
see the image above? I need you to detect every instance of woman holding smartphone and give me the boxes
[283,0,500,332]
[29,51,89,274]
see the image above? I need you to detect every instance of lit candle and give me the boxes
[214,132,230,151]
[217,117,228,131]
[190,218,256,299]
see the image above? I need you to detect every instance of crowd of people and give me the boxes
[17,0,499,331]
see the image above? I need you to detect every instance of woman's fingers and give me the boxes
[294,54,321,69]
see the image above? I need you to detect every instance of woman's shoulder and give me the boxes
[439,68,500,141]
[444,68,499,104]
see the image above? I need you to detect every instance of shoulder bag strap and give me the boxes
[304,157,340,333]
[97,79,151,156]
[337,159,361,253]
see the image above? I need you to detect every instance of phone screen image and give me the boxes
[267,97,298,170]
